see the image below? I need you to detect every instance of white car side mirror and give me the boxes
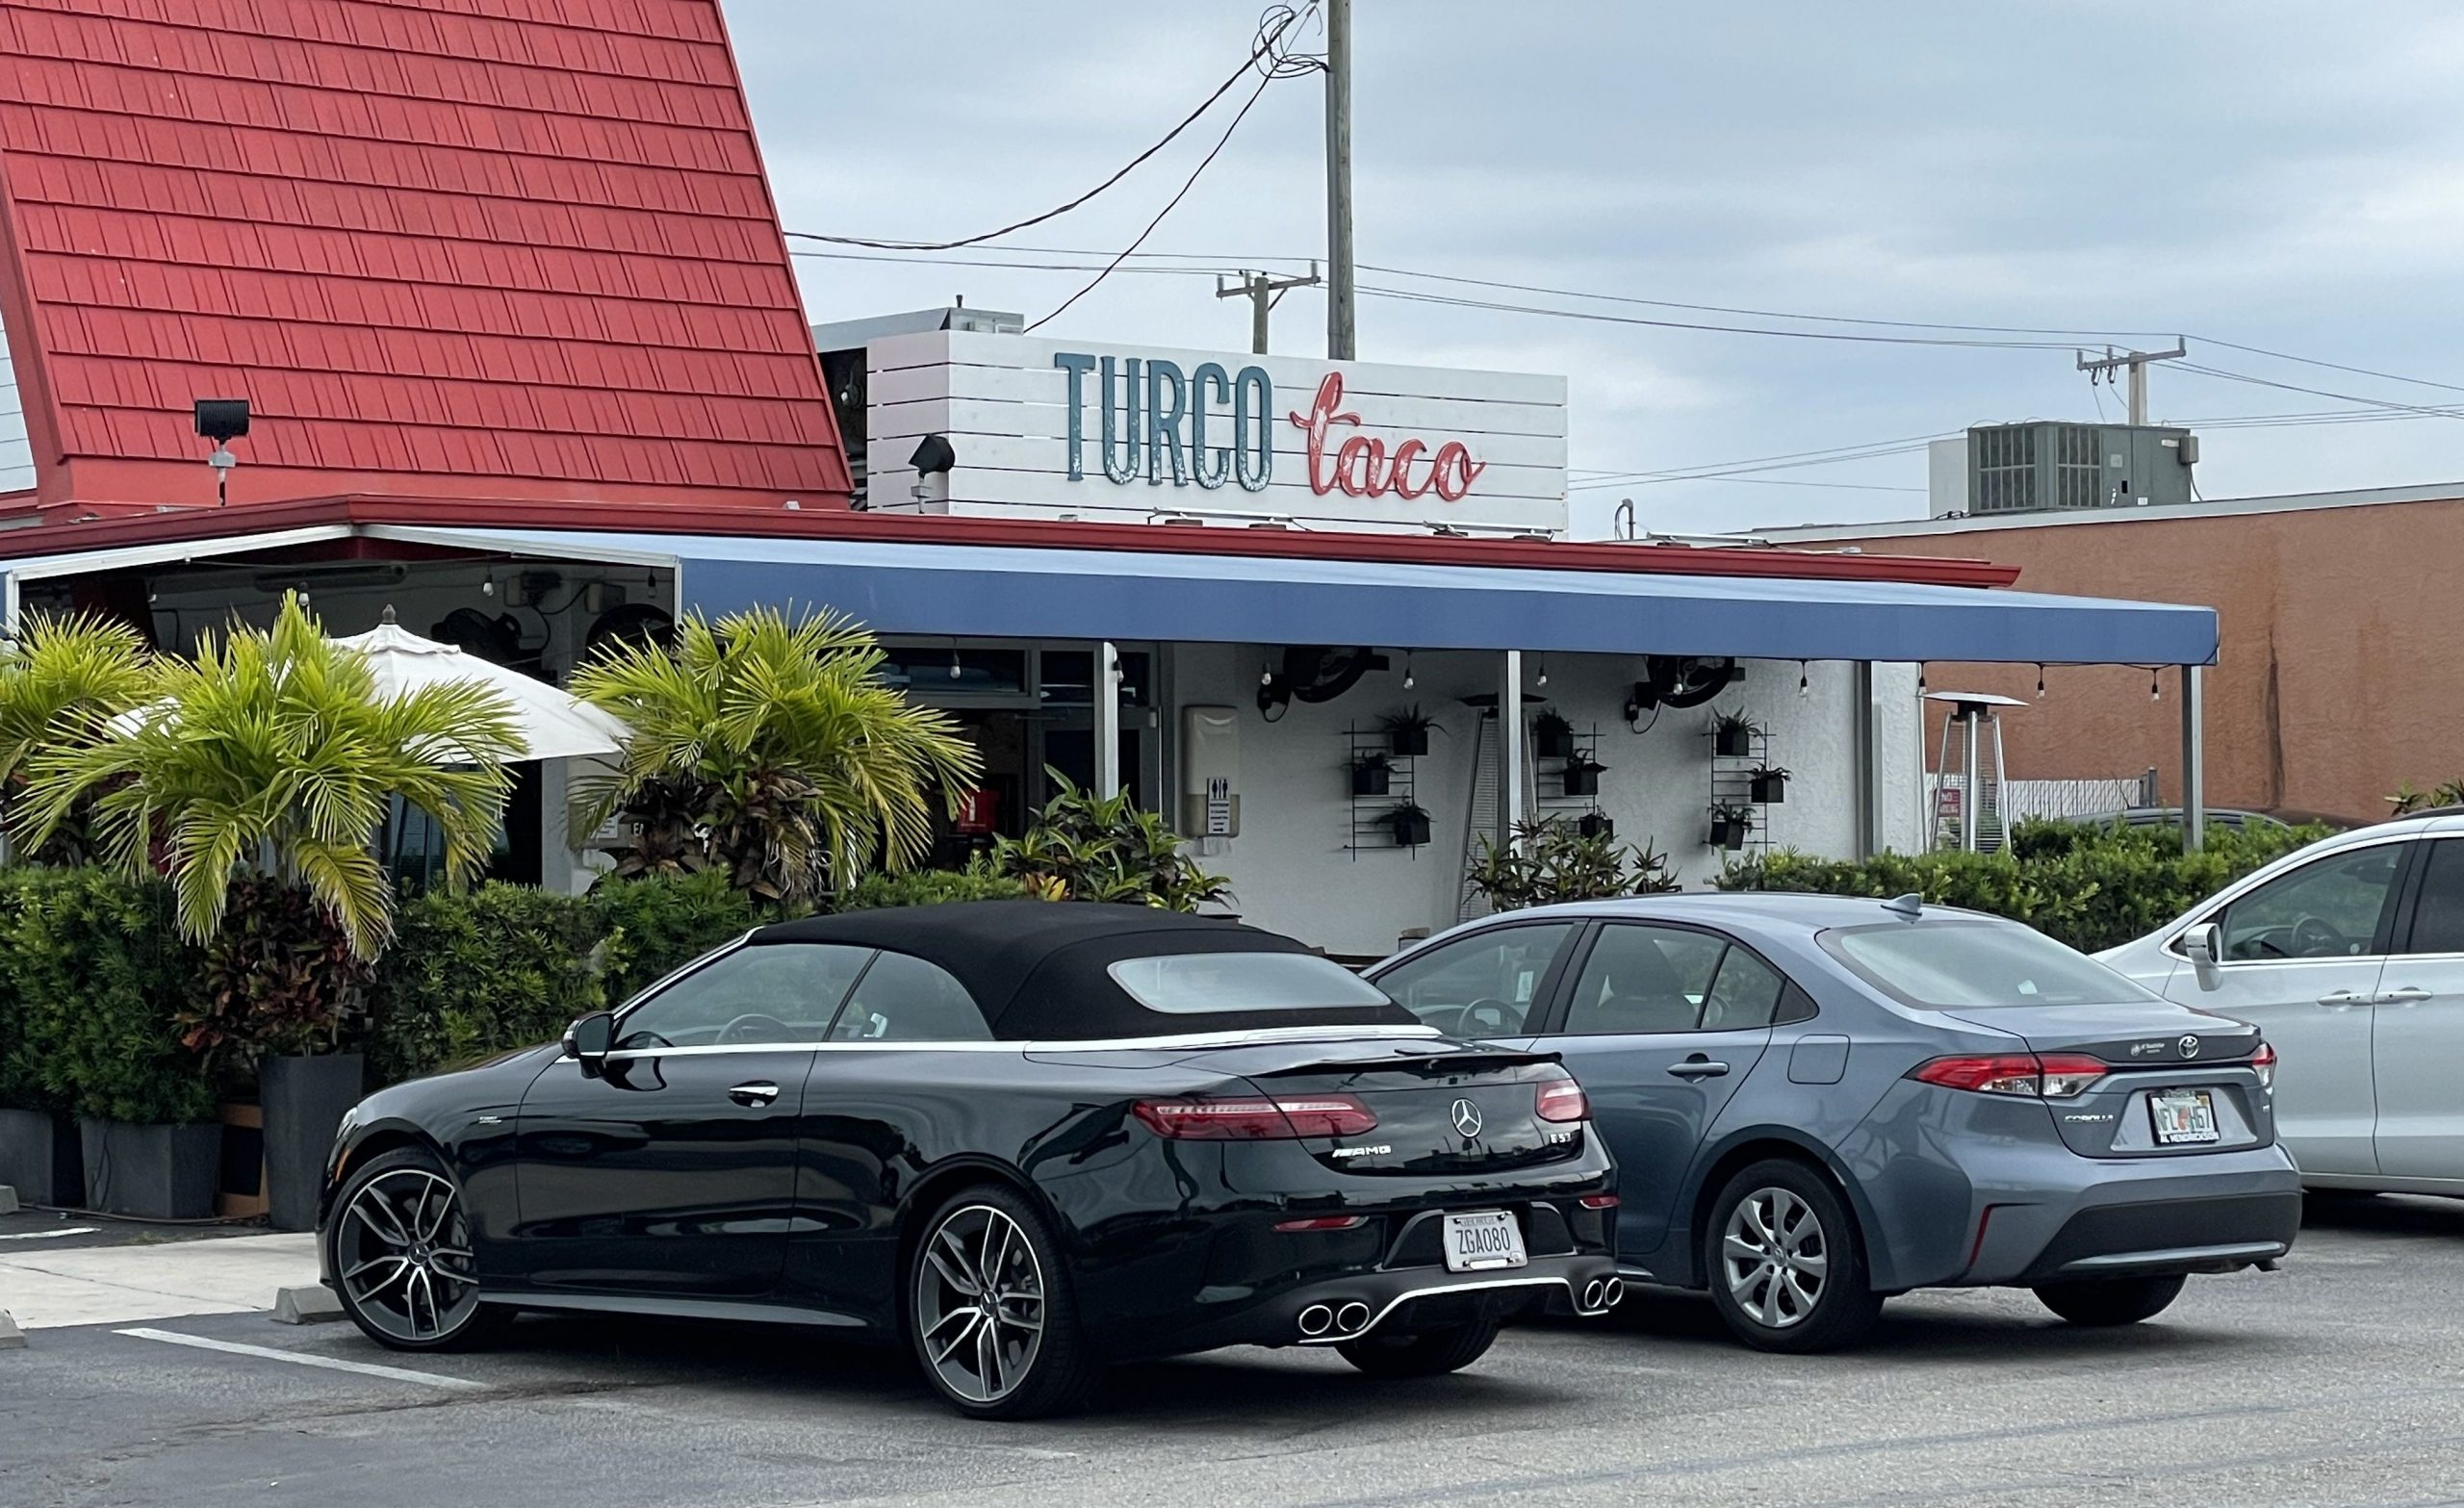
[2183,922,2223,988]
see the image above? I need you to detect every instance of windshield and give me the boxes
[1106,952,1397,1014]
[1823,920,2159,1010]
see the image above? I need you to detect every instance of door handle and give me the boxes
[2374,986,2433,1006]
[2316,990,2374,1008]
[728,1081,782,1107]
[1666,1059,1731,1080]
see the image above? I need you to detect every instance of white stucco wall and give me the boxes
[1172,647,1925,957]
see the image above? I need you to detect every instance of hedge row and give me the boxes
[1716,819,2333,955]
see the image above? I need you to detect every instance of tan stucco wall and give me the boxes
[1821,498,2464,824]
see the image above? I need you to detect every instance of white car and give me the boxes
[2099,812,2464,1197]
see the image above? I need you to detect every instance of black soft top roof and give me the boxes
[749,901,1414,1040]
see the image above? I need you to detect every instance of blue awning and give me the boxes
[380,526,2220,665]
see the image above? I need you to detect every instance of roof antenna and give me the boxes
[1883,893,1923,919]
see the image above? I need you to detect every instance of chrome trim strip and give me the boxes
[1295,1273,1607,1343]
[603,1024,1449,1061]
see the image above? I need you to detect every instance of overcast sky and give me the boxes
[735,1,2464,537]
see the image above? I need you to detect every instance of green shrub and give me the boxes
[835,856,1031,911]
[369,883,607,1085]
[1718,819,2330,955]
[995,771,1228,910]
[13,869,212,1124]
[586,870,765,1010]
[0,870,45,1112]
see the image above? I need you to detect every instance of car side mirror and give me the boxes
[2183,922,2223,988]
[563,1011,615,1077]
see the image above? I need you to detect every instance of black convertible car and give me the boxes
[320,902,1621,1418]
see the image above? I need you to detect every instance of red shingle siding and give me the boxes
[0,0,849,509]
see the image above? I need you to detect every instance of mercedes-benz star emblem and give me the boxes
[2179,1035,2202,1059]
[1450,1098,1484,1138]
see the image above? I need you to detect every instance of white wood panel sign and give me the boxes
[862,332,1568,533]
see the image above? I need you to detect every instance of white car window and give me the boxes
[2219,845,2404,961]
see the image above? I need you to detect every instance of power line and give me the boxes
[1354,285,2087,350]
[2190,337,2464,397]
[2171,362,2464,421]
[784,7,1314,254]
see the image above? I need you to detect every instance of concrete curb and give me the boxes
[0,1310,24,1349]
[0,1185,18,1215]
[270,1284,345,1325]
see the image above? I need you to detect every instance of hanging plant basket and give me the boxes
[1750,770,1790,805]
[1713,726,1753,757]
[1389,805,1432,848]
[1578,810,1615,841]
[1350,757,1393,797]
[1563,759,1604,798]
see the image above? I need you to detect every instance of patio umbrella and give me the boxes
[330,607,629,762]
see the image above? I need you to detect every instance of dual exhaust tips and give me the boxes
[1581,1276,1626,1311]
[1296,1301,1372,1339]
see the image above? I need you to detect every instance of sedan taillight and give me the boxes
[1133,1095,1377,1139]
[1911,1053,2109,1100]
[1535,1077,1589,1123]
[2251,1041,2277,1089]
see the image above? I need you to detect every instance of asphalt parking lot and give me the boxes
[6,1194,2463,1508]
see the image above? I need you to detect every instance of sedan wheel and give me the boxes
[909,1186,1096,1419]
[325,1148,506,1352]
[1704,1159,1882,1353]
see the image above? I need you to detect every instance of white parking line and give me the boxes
[0,1227,97,1240]
[115,1327,488,1391]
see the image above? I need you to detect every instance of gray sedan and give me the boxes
[1366,892,2302,1351]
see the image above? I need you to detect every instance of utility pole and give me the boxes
[1323,0,1355,360]
[2077,344,2187,425]
[1216,264,1322,355]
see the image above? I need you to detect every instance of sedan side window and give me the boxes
[2218,845,2406,961]
[2400,840,2464,955]
[1703,946,1789,1031]
[1560,924,1728,1035]
[1374,923,1577,1036]
[618,943,875,1050]
[830,951,993,1043]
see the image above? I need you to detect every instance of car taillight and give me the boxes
[1578,1193,1620,1210]
[2251,1041,2277,1089]
[1911,1053,2109,1099]
[1272,1214,1368,1232]
[1132,1095,1377,1139]
[1536,1077,1588,1123]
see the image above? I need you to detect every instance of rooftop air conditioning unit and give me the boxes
[1965,422,2197,514]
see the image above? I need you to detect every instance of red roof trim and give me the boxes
[0,494,2025,589]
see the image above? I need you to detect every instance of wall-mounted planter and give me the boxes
[1386,727,1430,757]
[1578,811,1615,841]
[1708,818,1750,851]
[1751,773,1789,805]
[1713,727,1754,757]
[1390,808,1433,848]
[1350,759,1393,797]
[1533,719,1576,760]
[1563,761,1604,798]
[77,1118,218,1219]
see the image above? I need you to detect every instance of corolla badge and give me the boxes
[2179,1035,2202,1060]
[1450,1098,1484,1138]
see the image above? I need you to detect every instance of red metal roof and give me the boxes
[0,492,2028,589]
[0,0,850,512]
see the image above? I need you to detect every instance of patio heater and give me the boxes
[1927,691,2027,853]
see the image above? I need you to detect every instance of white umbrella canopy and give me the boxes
[329,608,629,762]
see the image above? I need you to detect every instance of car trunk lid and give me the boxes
[1219,1039,1582,1177]
[1938,1002,2272,1159]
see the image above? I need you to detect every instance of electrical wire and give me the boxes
[2171,362,2464,421]
[784,7,1317,254]
[1354,285,2088,350]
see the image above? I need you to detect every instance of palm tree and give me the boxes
[0,609,159,861]
[569,606,981,907]
[19,595,521,960]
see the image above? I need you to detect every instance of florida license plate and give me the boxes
[1442,1211,1528,1272]
[2150,1087,2220,1145]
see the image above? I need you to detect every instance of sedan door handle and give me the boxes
[2316,990,2374,1008]
[2374,986,2433,1006]
[727,1081,782,1107]
[1666,1059,1731,1080]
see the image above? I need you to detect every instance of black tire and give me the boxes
[906,1183,1098,1420]
[1335,1318,1502,1379]
[1702,1158,1883,1354]
[323,1145,511,1353]
[2032,1274,2187,1327]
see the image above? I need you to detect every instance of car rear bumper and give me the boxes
[1155,1251,1626,1356]
[1958,1148,2303,1288]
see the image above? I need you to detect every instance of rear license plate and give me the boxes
[1442,1211,1528,1272]
[2150,1087,2220,1145]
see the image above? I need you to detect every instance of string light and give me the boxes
[2149,667,2161,701]
[949,642,963,679]
[1401,652,1416,691]
[2036,663,2047,699]
[1261,661,1274,686]
[1536,655,1550,688]
[1798,660,1810,696]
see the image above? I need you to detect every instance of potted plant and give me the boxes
[1563,755,1607,798]
[1467,818,1680,911]
[1350,751,1393,797]
[1577,810,1614,841]
[1749,764,1792,804]
[1532,707,1575,760]
[1380,705,1439,758]
[1708,802,1755,851]
[1388,802,1433,848]
[1711,708,1764,758]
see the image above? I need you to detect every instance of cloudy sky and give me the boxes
[727,0,2464,537]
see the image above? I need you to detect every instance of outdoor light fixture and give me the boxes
[2037,664,2047,699]
[910,435,957,475]
[949,643,963,680]
[1536,655,1550,688]
[1402,652,1416,691]
[1799,661,1810,696]
[1261,662,1275,686]
[2150,668,2162,701]
[194,396,249,507]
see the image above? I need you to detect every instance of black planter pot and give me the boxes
[1563,764,1603,798]
[1534,727,1575,760]
[1708,820,1747,851]
[1387,728,1430,757]
[1578,812,1615,840]
[261,1053,366,1232]
[1350,762,1393,797]
[1713,728,1753,757]
[77,1117,218,1219]
[1391,810,1432,848]
[0,1108,82,1207]
[1751,775,1788,805]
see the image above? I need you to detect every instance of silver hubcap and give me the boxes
[1721,1187,1829,1329]
[335,1168,479,1342]
[914,1204,1046,1404]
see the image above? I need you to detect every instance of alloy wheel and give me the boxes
[334,1167,481,1343]
[1721,1185,1830,1329]
[914,1203,1047,1405]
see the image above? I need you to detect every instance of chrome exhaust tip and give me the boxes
[1334,1300,1372,1334]
[1297,1303,1334,1338]
[1602,1276,1626,1306]
[1581,1278,1605,1309]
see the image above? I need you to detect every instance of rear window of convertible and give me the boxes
[1820,920,2159,1010]
[1105,952,1397,1014]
